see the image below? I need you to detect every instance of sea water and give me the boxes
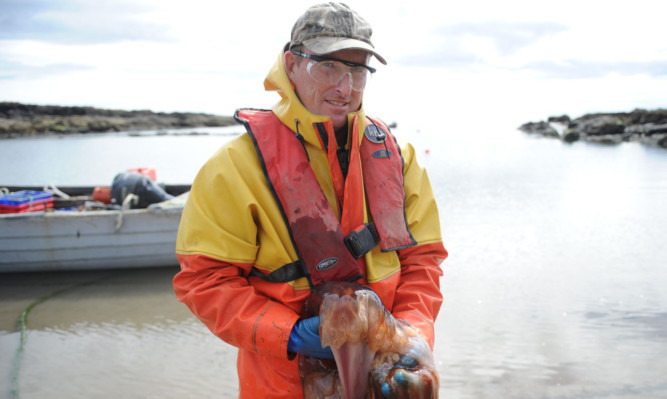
[1,121,666,398]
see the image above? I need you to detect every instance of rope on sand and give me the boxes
[9,275,110,399]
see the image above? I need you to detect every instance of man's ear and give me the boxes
[284,51,297,80]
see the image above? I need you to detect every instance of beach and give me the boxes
[0,267,241,398]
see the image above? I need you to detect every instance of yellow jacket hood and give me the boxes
[263,51,367,150]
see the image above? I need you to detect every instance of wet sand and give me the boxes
[0,267,239,399]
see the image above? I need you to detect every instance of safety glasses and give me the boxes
[291,50,376,92]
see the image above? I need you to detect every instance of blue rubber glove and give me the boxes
[287,316,334,359]
[380,355,420,398]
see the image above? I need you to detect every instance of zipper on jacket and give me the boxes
[294,119,310,162]
[315,123,329,152]
[337,149,350,178]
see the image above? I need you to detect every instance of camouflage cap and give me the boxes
[287,2,387,65]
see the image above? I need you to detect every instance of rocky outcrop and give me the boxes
[516,121,559,138]
[0,102,236,138]
[519,108,667,149]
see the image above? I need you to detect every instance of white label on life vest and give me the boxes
[316,257,339,272]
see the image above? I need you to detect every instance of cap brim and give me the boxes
[302,37,387,65]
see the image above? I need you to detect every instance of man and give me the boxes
[173,2,447,398]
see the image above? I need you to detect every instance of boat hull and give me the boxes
[0,207,182,272]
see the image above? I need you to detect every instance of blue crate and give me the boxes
[0,190,53,206]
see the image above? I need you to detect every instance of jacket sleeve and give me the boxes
[173,254,299,359]
[393,242,447,348]
[391,142,447,348]
[173,135,300,359]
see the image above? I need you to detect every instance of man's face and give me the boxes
[286,49,370,132]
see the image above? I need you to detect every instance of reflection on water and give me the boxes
[1,128,667,398]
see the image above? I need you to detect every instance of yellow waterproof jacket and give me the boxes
[173,52,447,398]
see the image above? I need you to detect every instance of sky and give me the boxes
[1,0,666,130]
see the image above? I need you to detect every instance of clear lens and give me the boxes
[306,60,369,91]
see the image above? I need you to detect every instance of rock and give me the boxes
[625,109,667,125]
[561,128,580,143]
[519,108,667,150]
[644,123,667,136]
[0,102,236,138]
[576,116,625,136]
[518,121,559,137]
[548,114,571,124]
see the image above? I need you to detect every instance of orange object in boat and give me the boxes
[127,167,157,181]
[92,187,112,204]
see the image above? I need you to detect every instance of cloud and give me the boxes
[393,20,568,69]
[522,59,667,79]
[389,19,667,81]
[437,21,568,55]
[0,0,171,44]
[394,51,480,69]
[0,59,95,79]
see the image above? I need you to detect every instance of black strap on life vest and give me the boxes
[344,223,380,259]
[248,260,306,282]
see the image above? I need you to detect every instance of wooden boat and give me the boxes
[0,184,190,273]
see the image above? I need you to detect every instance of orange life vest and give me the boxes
[234,109,415,287]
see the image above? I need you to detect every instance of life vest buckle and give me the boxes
[344,223,380,259]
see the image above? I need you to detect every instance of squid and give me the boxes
[299,281,439,398]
